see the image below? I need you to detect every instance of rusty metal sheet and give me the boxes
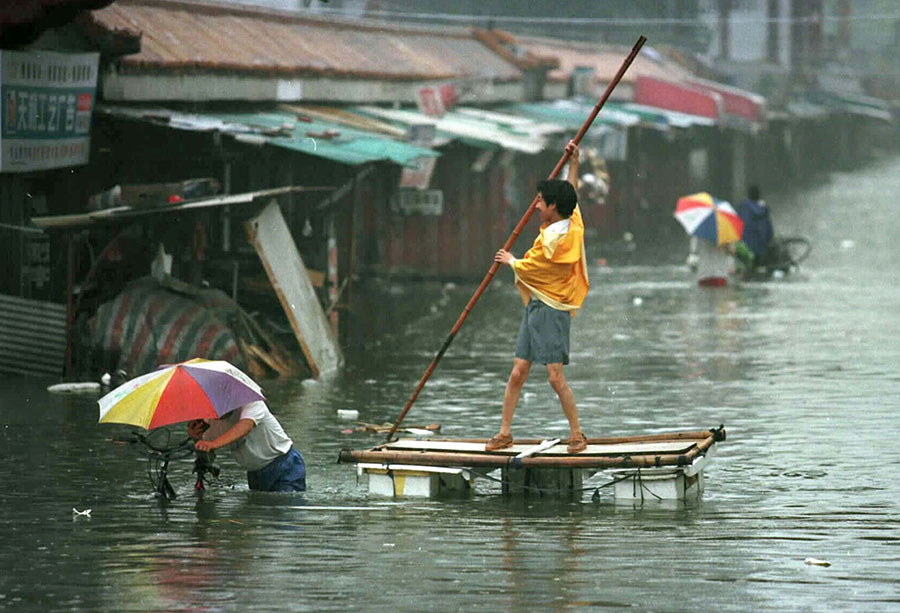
[0,293,66,376]
[88,1,522,82]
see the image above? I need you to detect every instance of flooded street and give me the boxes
[3,155,900,611]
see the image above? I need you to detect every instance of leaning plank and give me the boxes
[245,200,343,377]
[246,343,293,378]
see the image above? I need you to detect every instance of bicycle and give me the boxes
[125,429,222,500]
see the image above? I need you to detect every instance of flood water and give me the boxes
[3,155,900,612]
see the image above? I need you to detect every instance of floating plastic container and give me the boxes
[337,409,359,420]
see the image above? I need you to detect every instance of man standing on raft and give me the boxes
[486,140,590,453]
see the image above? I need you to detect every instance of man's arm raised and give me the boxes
[565,140,579,191]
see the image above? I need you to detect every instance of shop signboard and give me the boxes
[1,50,99,173]
[394,188,443,216]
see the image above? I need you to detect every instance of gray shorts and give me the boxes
[514,300,571,365]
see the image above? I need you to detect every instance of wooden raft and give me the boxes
[339,427,726,471]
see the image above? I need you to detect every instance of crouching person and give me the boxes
[188,400,306,492]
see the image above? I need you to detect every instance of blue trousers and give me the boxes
[246,447,307,492]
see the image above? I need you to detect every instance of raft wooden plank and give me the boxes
[430,430,718,446]
[383,439,699,456]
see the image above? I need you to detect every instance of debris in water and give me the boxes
[804,558,831,567]
[337,409,359,420]
[405,428,435,437]
[72,508,91,517]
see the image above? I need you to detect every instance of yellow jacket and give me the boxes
[511,205,589,314]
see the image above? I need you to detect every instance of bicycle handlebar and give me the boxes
[129,431,195,456]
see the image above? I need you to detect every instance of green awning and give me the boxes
[210,111,438,166]
[807,91,893,122]
[96,105,437,167]
[354,106,552,154]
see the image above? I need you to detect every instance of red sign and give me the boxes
[77,93,93,112]
[416,83,460,117]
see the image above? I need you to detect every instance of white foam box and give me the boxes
[357,463,472,497]
[607,445,714,502]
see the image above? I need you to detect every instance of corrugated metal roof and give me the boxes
[784,100,829,120]
[88,0,522,82]
[279,104,409,139]
[354,105,554,154]
[498,101,635,161]
[503,100,641,130]
[31,186,331,229]
[633,76,723,123]
[515,36,692,85]
[809,89,893,122]
[686,77,767,123]
[97,105,438,167]
[618,102,717,129]
[0,293,66,377]
[511,97,714,131]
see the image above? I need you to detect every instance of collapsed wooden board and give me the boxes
[245,201,343,377]
[339,428,726,471]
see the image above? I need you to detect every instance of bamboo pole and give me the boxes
[404,428,723,447]
[386,35,648,441]
[339,447,694,470]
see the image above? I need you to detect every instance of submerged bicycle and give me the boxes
[125,429,223,500]
[742,236,812,280]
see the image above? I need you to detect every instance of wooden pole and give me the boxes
[338,446,698,470]
[386,35,648,441]
[64,235,74,379]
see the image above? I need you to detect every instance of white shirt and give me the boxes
[544,218,570,235]
[509,218,570,265]
[694,238,732,280]
[204,401,293,472]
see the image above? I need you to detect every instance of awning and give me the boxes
[686,77,767,124]
[354,105,555,154]
[615,102,717,129]
[279,104,408,139]
[96,105,438,167]
[500,100,637,161]
[808,90,893,122]
[30,186,330,230]
[633,75,723,122]
[783,100,830,121]
[503,100,641,129]
[453,106,567,139]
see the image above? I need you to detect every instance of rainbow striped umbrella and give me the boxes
[674,192,745,246]
[98,358,264,430]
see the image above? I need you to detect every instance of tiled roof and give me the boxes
[87,0,523,82]
[515,36,692,84]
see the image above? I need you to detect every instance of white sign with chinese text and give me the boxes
[395,189,443,216]
[1,50,99,173]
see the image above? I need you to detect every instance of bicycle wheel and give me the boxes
[776,237,811,266]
